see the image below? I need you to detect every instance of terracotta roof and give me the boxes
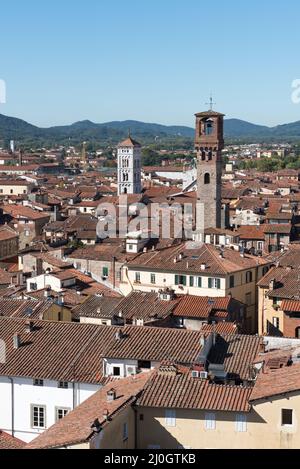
[126,243,268,275]
[102,325,204,363]
[0,431,25,449]
[72,295,122,320]
[109,291,179,322]
[172,296,231,319]
[237,225,265,241]
[207,334,262,381]
[137,368,251,412]
[281,300,300,312]
[118,136,141,148]
[0,299,52,319]
[2,204,50,221]
[250,364,300,401]
[263,224,291,234]
[26,374,149,449]
[0,317,118,384]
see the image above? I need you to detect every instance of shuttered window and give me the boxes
[235,414,247,432]
[205,412,216,430]
[165,409,176,427]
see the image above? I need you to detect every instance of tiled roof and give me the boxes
[0,317,117,384]
[72,295,122,320]
[102,325,204,363]
[109,291,179,322]
[126,243,268,275]
[172,296,231,319]
[263,224,291,234]
[2,204,50,220]
[250,364,300,401]
[0,299,52,319]
[237,225,265,240]
[118,137,141,147]
[137,368,251,412]
[0,431,25,449]
[26,374,149,449]
[281,300,300,312]
[208,334,262,381]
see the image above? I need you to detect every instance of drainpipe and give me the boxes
[72,381,76,410]
[133,405,138,449]
[8,377,14,437]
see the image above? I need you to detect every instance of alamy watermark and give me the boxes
[96,196,205,241]
[0,79,6,104]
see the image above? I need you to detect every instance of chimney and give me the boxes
[13,333,20,349]
[106,388,117,402]
[91,418,102,433]
[269,279,276,290]
[115,329,124,341]
[25,320,33,333]
[44,288,51,299]
[200,263,206,271]
[103,409,110,421]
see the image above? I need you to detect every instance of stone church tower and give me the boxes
[117,136,142,196]
[195,109,225,236]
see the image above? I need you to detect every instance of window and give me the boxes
[55,407,70,422]
[229,275,235,288]
[31,405,46,429]
[113,366,121,377]
[198,277,202,288]
[273,317,280,329]
[258,242,263,251]
[151,274,156,285]
[208,278,221,289]
[135,272,141,284]
[165,409,176,427]
[204,173,210,185]
[58,381,68,389]
[102,267,109,278]
[123,422,128,441]
[282,409,293,426]
[138,360,151,369]
[175,275,187,286]
[128,244,133,251]
[246,271,253,283]
[33,379,44,387]
[205,412,216,430]
[235,414,247,432]
[190,276,195,287]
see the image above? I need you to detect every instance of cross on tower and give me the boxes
[206,95,216,111]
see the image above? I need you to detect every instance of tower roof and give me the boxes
[195,110,225,118]
[118,136,141,148]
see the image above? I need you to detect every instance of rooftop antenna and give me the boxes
[206,94,216,111]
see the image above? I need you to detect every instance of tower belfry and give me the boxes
[195,106,225,236]
[117,135,142,195]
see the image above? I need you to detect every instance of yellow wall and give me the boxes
[136,395,300,449]
[258,287,283,336]
[91,405,136,450]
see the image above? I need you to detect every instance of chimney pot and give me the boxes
[13,333,20,349]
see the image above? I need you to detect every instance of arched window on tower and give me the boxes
[204,119,214,136]
[201,151,206,161]
[208,150,213,161]
[204,173,210,185]
[123,173,128,182]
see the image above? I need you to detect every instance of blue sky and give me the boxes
[0,0,300,127]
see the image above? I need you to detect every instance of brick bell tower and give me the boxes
[195,104,225,237]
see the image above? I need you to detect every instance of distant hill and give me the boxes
[0,113,300,147]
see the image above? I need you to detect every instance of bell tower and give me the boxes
[195,106,225,236]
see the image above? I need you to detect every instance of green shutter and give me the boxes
[175,275,179,285]
[190,276,194,287]
[198,277,202,288]
[182,276,187,286]
[208,278,212,289]
[217,279,221,289]
[103,267,109,277]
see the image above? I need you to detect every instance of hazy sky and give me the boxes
[1,0,300,127]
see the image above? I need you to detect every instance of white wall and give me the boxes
[0,376,100,443]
